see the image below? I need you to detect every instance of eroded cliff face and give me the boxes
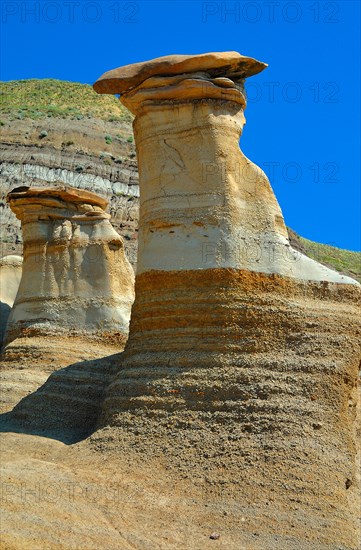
[91,52,361,549]
[0,83,139,266]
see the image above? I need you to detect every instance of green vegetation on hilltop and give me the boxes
[300,237,361,283]
[0,79,132,123]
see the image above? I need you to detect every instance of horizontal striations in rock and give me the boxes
[103,269,360,417]
[0,161,139,198]
[0,93,138,264]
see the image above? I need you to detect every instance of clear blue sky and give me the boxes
[1,0,360,250]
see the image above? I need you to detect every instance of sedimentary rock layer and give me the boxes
[4,186,134,345]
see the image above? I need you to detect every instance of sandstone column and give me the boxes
[94,53,360,548]
[4,186,134,345]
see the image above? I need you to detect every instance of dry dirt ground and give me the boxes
[0,430,282,550]
[2,416,360,550]
[3,429,357,550]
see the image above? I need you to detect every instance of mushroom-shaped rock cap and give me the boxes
[7,186,108,210]
[93,51,267,95]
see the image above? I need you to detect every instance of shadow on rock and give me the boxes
[0,352,122,444]
[0,302,11,349]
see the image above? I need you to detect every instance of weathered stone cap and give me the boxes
[93,51,267,94]
[7,186,108,210]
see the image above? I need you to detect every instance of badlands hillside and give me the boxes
[0,79,360,281]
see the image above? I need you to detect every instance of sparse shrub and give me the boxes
[46,106,63,117]
[105,134,112,144]
[129,152,136,158]
[115,157,123,164]
[62,140,74,147]
[0,121,4,126]
[30,110,43,119]
[103,158,112,166]
[127,136,133,143]
[99,151,113,160]
[75,164,84,172]
[39,130,48,139]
